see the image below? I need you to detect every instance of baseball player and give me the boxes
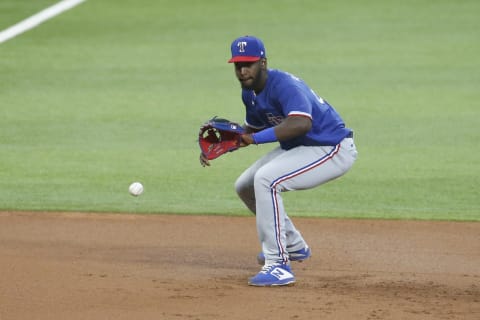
[200,35,358,286]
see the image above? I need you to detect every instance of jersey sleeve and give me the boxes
[274,78,313,119]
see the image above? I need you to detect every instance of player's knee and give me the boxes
[235,175,251,197]
[234,177,257,214]
[234,176,243,194]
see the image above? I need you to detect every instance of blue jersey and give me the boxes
[242,69,352,150]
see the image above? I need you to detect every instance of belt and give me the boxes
[346,131,354,138]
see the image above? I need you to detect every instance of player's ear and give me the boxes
[260,58,267,69]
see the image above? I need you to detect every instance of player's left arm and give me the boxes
[239,123,262,146]
[242,82,312,146]
[273,115,311,140]
[241,115,311,145]
[273,84,313,140]
[242,124,260,134]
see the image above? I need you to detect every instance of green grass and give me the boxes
[0,0,479,221]
[0,0,59,29]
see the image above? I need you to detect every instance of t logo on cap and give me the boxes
[238,41,247,53]
[228,35,266,63]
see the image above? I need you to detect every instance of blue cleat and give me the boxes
[248,263,295,287]
[256,246,311,265]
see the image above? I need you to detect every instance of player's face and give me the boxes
[234,59,267,92]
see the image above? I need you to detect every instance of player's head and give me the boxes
[228,36,268,92]
[228,36,266,63]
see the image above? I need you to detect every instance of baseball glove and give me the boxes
[199,116,245,160]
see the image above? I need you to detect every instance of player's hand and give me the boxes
[240,134,254,147]
[200,153,210,167]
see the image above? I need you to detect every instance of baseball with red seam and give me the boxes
[128,182,144,196]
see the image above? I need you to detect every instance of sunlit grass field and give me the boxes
[0,0,478,220]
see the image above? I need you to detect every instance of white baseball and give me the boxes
[128,182,144,196]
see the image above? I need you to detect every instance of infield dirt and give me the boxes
[0,211,478,319]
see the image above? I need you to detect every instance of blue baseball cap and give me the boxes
[228,36,266,63]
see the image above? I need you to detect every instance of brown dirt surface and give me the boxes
[0,211,479,320]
